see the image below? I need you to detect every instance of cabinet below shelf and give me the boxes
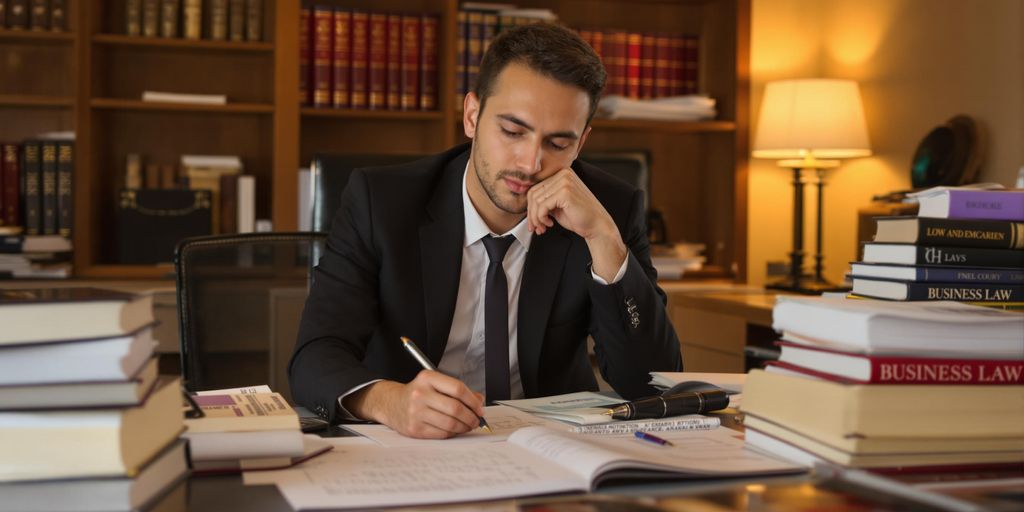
[90,98,274,114]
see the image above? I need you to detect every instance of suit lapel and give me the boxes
[418,151,469,364]
[517,225,572,397]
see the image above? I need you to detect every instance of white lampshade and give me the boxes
[752,79,872,160]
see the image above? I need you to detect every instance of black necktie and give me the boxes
[482,235,515,403]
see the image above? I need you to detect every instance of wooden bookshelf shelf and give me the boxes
[90,98,274,114]
[0,30,75,43]
[78,264,175,279]
[92,34,274,53]
[301,108,445,121]
[0,95,75,108]
[590,119,736,134]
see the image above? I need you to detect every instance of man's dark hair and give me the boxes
[474,23,607,124]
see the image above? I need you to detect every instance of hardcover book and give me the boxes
[367,12,387,110]
[49,0,65,31]
[56,141,72,237]
[125,0,142,35]
[419,13,438,110]
[310,5,332,108]
[8,0,27,29]
[141,0,159,37]
[771,338,1024,385]
[245,0,261,41]
[385,14,401,109]
[228,0,244,41]
[455,10,468,104]
[160,0,179,38]
[465,10,484,98]
[28,0,45,30]
[849,262,1024,284]
[182,0,201,39]
[400,14,420,110]
[208,0,227,40]
[0,288,154,346]
[874,216,1023,249]
[20,142,40,235]
[915,188,1024,221]
[1,144,18,227]
[39,141,57,235]
[862,242,1024,268]
[852,277,1023,303]
[331,8,351,108]
[625,32,641,98]
[349,10,368,109]
[0,358,159,409]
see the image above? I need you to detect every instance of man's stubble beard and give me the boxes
[473,151,532,215]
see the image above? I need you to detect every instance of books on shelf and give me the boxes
[126,0,263,41]
[910,187,1024,221]
[0,288,155,345]
[0,377,184,481]
[0,440,188,512]
[769,337,1023,385]
[771,295,1024,357]
[141,90,228,105]
[1,140,74,242]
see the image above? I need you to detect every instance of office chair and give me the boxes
[174,232,327,403]
[310,153,430,232]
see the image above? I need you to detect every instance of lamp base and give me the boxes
[766,275,850,295]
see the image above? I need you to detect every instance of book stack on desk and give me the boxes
[852,187,1024,309]
[0,287,188,512]
[183,390,314,474]
[742,295,1024,470]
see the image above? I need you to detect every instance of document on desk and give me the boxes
[263,426,805,510]
[497,391,624,424]
[341,405,564,447]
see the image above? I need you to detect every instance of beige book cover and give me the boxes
[186,392,299,433]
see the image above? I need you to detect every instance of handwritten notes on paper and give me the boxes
[341,405,564,447]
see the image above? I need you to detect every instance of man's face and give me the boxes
[464,62,592,220]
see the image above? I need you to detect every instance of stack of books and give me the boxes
[852,186,1024,309]
[0,287,187,511]
[743,295,1024,470]
[183,388,326,474]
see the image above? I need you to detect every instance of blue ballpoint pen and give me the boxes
[400,336,492,433]
[634,430,674,447]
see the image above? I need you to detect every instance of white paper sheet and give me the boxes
[341,405,565,447]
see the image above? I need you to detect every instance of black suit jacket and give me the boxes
[290,143,682,422]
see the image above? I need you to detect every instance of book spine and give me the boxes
[683,35,699,94]
[40,141,57,235]
[183,0,201,39]
[904,282,1023,303]
[245,0,261,41]
[605,30,627,96]
[311,5,333,108]
[455,10,467,104]
[591,30,604,61]
[945,191,1024,222]
[298,7,309,105]
[654,34,671,98]
[481,12,497,56]
[916,245,1024,268]
[913,218,1024,249]
[419,13,438,111]
[142,0,159,37]
[400,14,420,111]
[208,0,227,40]
[669,35,684,95]
[56,141,72,237]
[768,359,1024,385]
[126,0,142,35]
[20,141,40,234]
[385,14,401,110]
[21,142,40,235]
[49,0,64,31]
[237,175,255,233]
[331,8,351,109]
[1,144,18,227]
[625,32,641,98]
[367,12,387,110]
[228,0,244,41]
[28,0,46,30]
[8,0,27,29]
[465,10,483,95]
[161,0,180,38]
[349,10,368,109]
[918,266,1024,284]
[639,33,656,99]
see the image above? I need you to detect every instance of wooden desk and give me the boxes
[660,283,785,372]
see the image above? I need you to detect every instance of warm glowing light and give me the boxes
[752,79,872,161]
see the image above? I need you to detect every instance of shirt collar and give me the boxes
[462,163,533,250]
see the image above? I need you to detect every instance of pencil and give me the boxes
[399,336,492,433]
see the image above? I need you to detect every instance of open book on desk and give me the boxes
[266,426,805,510]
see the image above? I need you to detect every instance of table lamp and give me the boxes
[752,79,871,293]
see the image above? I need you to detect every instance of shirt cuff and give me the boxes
[591,255,629,285]
[335,379,384,421]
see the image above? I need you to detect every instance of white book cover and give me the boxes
[237,175,255,233]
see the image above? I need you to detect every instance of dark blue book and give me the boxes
[852,277,1023,303]
[850,262,1024,284]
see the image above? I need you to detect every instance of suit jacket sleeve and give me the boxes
[289,170,383,422]
[587,188,682,399]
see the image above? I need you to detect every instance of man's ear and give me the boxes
[463,92,481,139]
[573,125,593,160]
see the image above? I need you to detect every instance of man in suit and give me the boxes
[290,23,681,439]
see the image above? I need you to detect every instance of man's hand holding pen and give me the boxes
[346,372,486,439]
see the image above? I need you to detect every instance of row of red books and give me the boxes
[0,141,74,237]
[579,29,698,99]
[300,7,439,111]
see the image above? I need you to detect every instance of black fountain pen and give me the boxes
[603,390,730,420]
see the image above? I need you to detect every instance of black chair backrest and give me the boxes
[311,153,430,233]
[174,232,327,402]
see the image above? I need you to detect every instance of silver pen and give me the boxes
[400,336,492,433]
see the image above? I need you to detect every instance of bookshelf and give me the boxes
[0,0,749,281]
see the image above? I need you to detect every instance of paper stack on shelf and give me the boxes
[596,95,716,121]
[651,242,706,279]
